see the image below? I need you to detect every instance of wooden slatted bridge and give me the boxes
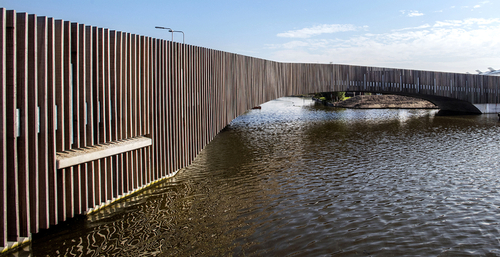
[1,8,500,252]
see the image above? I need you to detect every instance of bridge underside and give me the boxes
[338,91,483,114]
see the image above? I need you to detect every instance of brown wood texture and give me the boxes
[0,8,6,246]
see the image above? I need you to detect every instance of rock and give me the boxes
[331,95,437,109]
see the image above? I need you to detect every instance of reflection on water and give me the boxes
[31,97,500,256]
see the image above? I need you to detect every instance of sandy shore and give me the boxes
[330,95,437,109]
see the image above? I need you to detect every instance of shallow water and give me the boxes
[30,97,500,256]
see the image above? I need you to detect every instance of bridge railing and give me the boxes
[1,7,500,251]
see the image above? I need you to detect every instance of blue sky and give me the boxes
[1,0,499,73]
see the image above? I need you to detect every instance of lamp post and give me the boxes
[155,26,173,41]
[171,30,185,44]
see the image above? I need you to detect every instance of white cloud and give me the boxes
[407,10,424,17]
[393,24,431,31]
[268,18,500,73]
[434,18,500,28]
[473,5,481,8]
[277,24,357,38]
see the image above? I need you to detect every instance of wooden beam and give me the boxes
[56,136,152,169]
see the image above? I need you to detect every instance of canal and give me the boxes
[29,97,500,256]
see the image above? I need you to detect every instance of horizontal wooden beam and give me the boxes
[56,136,152,169]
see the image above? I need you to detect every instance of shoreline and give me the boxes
[320,95,438,109]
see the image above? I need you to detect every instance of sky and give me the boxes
[1,0,499,73]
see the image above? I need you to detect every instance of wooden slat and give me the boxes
[92,26,100,145]
[84,25,94,210]
[70,22,81,217]
[77,23,87,213]
[0,8,8,245]
[63,20,73,220]
[36,15,49,231]
[0,7,5,246]
[46,17,57,226]
[27,13,39,234]
[17,11,30,238]
[103,29,112,201]
[6,10,19,242]
[97,27,105,144]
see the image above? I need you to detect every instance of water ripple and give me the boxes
[31,97,500,256]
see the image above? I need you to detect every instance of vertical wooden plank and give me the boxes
[98,27,105,144]
[97,27,106,204]
[27,13,39,234]
[139,36,144,138]
[70,22,81,216]
[104,29,112,201]
[0,8,6,247]
[145,37,150,138]
[126,33,133,191]
[46,17,57,226]
[123,33,129,141]
[122,33,130,193]
[77,23,87,213]
[134,35,141,187]
[63,21,74,220]
[145,37,151,184]
[55,20,65,222]
[109,31,117,142]
[169,41,175,175]
[165,39,171,176]
[115,32,124,196]
[5,9,18,243]
[77,24,86,148]
[109,30,118,199]
[148,38,155,181]
[180,43,186,168]
[92,26,100,145]
[17,11,31,238]
[164,40,170,175]
[93,159,100,205]
[152,38,159,180]
[139,36,146,185]
[36,15,49,231]
[131,34,137,140]
[115,32,123,142]
[104,29,111,143]
[85,26,94,209]
[85,26,94,147]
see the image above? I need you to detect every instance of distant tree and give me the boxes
[314,92,346,102]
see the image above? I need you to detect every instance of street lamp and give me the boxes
[171,30,185,44]
[155,26,173,41]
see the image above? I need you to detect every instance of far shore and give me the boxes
[323,95,438,109]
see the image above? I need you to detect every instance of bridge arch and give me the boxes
[314,90,482,114]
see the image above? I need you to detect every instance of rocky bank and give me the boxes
[330,95,437,109]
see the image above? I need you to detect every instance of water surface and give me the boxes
[31,97,500,256]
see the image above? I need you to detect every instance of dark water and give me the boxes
[30,97,500,256]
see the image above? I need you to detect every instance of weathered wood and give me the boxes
[46,17,57,226]
[17,12,30,238]
[27,13,39,234]
[5,9,18,241]
[36,15,49,231]
[0,8,7,246]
